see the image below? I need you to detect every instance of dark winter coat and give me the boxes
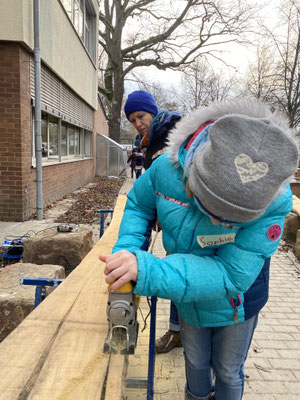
[143,110,181,169]
[135,151,144,169]
[127,153,136,169]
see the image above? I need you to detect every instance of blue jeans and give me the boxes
[179,314,258,400]
[170,301,180,332]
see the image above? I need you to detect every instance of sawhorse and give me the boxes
[126,296,157,400]
[94,209,114,238]
[20,277,64,308]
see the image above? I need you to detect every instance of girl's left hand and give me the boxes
[99,250,138,292]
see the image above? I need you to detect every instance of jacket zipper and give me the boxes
[230,294,242,323]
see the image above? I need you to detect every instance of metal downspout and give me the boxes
[34,0,43,219]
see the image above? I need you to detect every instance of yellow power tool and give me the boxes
[103,281,139,354]
[103,224,159,355]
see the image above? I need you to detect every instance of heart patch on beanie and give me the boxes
[234,154,269,183]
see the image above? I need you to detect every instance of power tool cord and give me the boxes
[139,223,160,332]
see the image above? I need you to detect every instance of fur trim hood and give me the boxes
[166,98,293,163]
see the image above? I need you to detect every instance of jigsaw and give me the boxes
[103,281,139,354]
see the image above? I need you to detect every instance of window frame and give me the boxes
[61,0,96,62]
[31,108,93,165]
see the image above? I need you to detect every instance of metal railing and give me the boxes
[96,133,128,177]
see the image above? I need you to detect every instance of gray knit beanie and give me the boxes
[189,114,299,222]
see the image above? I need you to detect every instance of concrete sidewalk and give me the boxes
[121,179,300,399]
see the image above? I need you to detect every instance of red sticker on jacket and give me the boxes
[267,225,281,241]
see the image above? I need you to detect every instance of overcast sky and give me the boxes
[128,0,283,87]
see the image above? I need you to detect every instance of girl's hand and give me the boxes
[99,250,138,292]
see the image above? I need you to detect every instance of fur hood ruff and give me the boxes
[166,98,293,163]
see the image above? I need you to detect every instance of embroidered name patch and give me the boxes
[197,233,236,248]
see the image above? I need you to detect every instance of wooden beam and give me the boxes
[0,195,128,400]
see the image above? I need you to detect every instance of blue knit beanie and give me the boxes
[124,90,158,120]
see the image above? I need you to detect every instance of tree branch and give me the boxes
[122,0,200,56]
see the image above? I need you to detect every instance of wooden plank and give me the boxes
[0,195,128,400]
[105,354,129,400]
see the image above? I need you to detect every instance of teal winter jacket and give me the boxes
[113,100,294,328]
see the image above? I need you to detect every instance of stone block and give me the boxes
[0,262,65,342]
[282,212,300,242]
[295,229,300,261]
[23,227,93,275]
[290,182,300,198]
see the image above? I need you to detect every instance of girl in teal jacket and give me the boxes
[100,99,298,400]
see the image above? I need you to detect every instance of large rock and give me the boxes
[295,230,300,261]
[0,263,65,342]
[23,227,93,275]
[282,212,300,242]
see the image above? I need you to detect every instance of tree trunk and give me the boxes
[108,70,124,143]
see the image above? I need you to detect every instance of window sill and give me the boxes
[31,156,93,168]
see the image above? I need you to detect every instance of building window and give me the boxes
[49,115,59,157]
[61,0,96,62]
[61,122,68,156]
[74,127,81,156]
[33,110,92,162]
[41,113,48,157]
[41,113,59,159]
[67,125,74,156]
[84,130,92,156]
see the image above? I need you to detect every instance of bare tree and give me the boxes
[271,0,300,128]
[243,44,278,104]
[177,59,237,113]
[98,0,257,142]
[244,0,300,127]
[126,70,180,110]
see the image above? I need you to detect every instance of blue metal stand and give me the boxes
[1,239,24,260]
[94,209,113,238]
[20,277,64,308]
[147,296,157,400]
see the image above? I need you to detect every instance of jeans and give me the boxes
[179,314,258,400]
[170,301,180,332]
[135,168,142,179]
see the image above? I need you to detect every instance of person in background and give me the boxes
[127,148,137,179]
[124,90,181,169]
[100,98,298,400]
[134,133,143,149]
[134,147,144,179]
[124,90,183,352]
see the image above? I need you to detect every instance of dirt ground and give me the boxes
[45,176,125,224]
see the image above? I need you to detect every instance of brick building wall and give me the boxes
[38,159,94,207]
[0,42,28,221]
[0,42,95,221]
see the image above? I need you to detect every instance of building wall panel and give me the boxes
[0,0,98,110]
